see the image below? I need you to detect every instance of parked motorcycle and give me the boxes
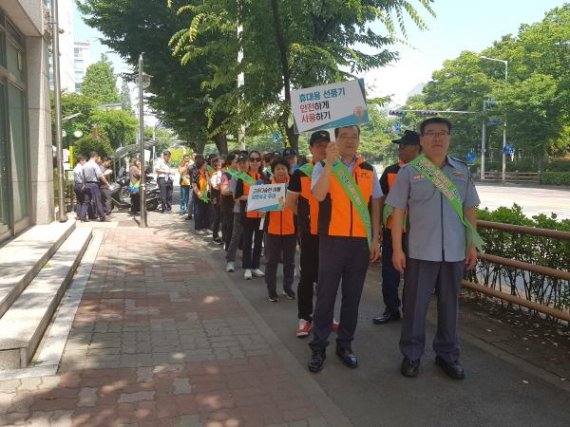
[110,173,160,211]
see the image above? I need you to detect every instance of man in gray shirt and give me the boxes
[82,151,111,222]
[386,117,480,380]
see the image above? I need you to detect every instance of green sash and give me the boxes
[408,154,484,251]
[199,191,210,203]
[298,162,314,177]
[327,159,372,249]
[235,171,256,186]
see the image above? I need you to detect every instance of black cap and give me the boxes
[282,148,297,157]
[392,130,420,145]
[309,130,331,145]
[237,154,248,162]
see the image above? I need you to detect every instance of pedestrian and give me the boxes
[225,154,249,272]
[283,147,299,174]
[154,150,174,213]
[210,156,224,243]
[99,157,114,215]
[82,151,111,222]
[264,157,297,302]
[191,154,211,231]
[72,154,89,222]
[262,151,276,180]
[286,130,329,337]
[129,158,142,215]
[179,154,192,215]
[373,130,421,325]
[234,150,267,280]
[308,125,382,373]
[221,152,239,250]
[386,117,482,380]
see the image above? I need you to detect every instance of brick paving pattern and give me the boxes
[0,221,336,427]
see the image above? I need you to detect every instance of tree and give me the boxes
[91,109,138,149]
[73,134,113,158]
[80,54,120,106]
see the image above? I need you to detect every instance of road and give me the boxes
[476,183,570,220]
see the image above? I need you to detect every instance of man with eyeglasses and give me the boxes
[385,117,481,380]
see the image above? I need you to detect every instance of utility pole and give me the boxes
[51,0,67,222]
[481,100,487,181]
[138,53,147,227]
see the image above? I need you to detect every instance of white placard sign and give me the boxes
[246,183,287,212]
[291,79,369,133]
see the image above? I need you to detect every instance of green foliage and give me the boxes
[545,159,570,172]
[73,134,114,159]
[541,172,570,186]
[80,55,120,106]
[91,109,138,149]
[56,92,97,138]
[474,204,569,315]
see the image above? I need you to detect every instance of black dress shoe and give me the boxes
[335,347,358,368]
[435,356,465,380]
[401,357,420,377]
[373,311,401,325]
[308,349,326,373]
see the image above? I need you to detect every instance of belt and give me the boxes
[86,181,99,183]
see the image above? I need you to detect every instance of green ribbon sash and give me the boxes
[408,154,484,251]
[298,162,314,177]
[234,171,256,186]
[327,159,372,249]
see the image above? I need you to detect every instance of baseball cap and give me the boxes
[392,130,420,145]
[309,130,331,145]
[282,148,297,157]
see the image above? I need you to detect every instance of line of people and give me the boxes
[182,118,480,380]
[72,151,113,222]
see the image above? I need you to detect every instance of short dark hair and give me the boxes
[89,151,99,159]
[420,117,452,135]
[270,157,289,173]
[334,125,360,138]
[194,154,205,168]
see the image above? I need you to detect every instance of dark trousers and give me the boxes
[210,203,221,239]
[221,209,234,250]
[399,258,464,363]
[265,234,296,298]
[297,233,319,321]
[381,228,402,314]
[74,183,89,220]
[130,192,140,214]
[310,236,370,351]
[86,183,106,220]
[101,186,112,214]
[193,194,210,230]
[157,178,173,211]
[242,217,263,269]
[226,213,243,262]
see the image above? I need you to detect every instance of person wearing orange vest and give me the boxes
[286,130,330,337]
[264,158,297,302]
[373,130,421,325]
[308,125,382,373]
[234,150,269,280]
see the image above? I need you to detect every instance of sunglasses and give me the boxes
[249,157,261,161]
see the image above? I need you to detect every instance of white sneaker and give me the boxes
[244,269,253,280]
[251,268,265,278]
[226,262,235,272]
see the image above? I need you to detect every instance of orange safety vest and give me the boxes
[383,162,407,232]
[318,156,374,238]
[298,164,320,235]
[266,177,295,235]
[244,170,263,219]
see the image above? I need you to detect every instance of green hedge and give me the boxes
[541,172,570,186]
[473,204,569,316]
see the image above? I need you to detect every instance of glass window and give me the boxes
[0,29,5,68]
[8,84,29,221]
[6,41,24,84]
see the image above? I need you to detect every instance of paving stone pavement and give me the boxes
[0,213,349,427]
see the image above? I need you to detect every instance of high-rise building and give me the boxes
[73,40,90,92]
[47,0,75,92]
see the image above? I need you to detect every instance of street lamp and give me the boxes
[480,55,508,183]
[136,53,152,227]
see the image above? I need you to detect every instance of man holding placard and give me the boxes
[308,125,382,373]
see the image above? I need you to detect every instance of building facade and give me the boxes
[73,40,90,92]
[0,0,54,243]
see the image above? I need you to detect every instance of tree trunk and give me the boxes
[214,133,228,155]
[270,0,298,151]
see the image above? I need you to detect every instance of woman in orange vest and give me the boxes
[191,154,210,231]
[234,150,268,280]
[264,158,297,302]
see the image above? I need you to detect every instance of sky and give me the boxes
[73,0,568,106]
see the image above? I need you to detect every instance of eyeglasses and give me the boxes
[249,157,261,161]
[423,131,450,138]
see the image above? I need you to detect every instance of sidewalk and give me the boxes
[0,212,349,427]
